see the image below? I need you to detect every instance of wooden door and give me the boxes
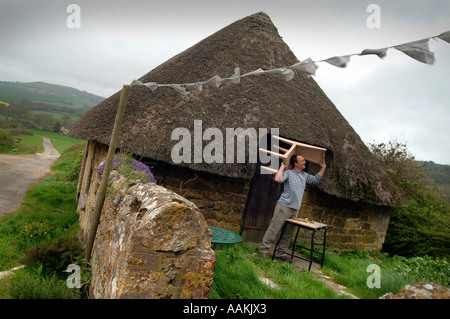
[241,162,282,242]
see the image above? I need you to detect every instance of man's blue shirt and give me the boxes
[278,170,322,210]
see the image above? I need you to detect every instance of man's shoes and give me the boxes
[260,251,293,263]
[260,251,272,259]
[275,255,293,263]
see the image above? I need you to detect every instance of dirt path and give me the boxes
[0,138,60,216]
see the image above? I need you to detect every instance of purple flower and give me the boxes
[97,156,157,184]
[131,159,157,184]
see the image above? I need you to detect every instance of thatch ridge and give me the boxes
[71,12,400,207]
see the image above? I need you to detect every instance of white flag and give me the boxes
[202,75,222,88]
[394,39,435,65]
[288,58,319,76]
[265,68,295,81]
[360,48,388,59]
[437,31,450,44]
[323,55,351,68]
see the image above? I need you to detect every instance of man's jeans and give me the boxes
[260,202,298,256]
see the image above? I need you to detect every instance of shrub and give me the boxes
[4,128,33,136]
[369,141,450,258]
[21,237,84,277]
[51,142,85,182]
[97,153,157,184]
[391,255,449,286]
[0,128,13,146]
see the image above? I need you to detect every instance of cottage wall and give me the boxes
[299,188,391,252]
[76,141,391,253]
[150,161,250,234]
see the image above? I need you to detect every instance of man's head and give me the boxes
[289,154,306,171]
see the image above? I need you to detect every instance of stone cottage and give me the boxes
[71,12,401,252]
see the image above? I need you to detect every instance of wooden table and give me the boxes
[272,218,328,271]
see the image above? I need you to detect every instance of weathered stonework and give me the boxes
[152,162,250,234]
[381,282,450,299]
[76,141,393,254]
[298,188,391,252]
[85,171,215,299]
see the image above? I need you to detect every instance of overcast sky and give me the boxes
[1,0,449,164]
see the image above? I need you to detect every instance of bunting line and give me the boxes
[131,31,450,95]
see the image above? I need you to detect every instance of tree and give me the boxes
[61,114,72,127]
[369,141,450,258]
[34,113,55,130]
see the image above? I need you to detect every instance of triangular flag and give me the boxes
[360,48,388,59]
[184,82,203,91]
[202,75,222,88]
[288,58,319,76]
[168,84,190,95]
[265,68,295,81]
[144,82,158,91]
[437,31,450,44]
[130,80,144,87]
[394,39,435,64]
[323,55,351,68]
[222,67,241,84]
[242,68,265,77]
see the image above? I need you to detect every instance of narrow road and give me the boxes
[0,138,60,216]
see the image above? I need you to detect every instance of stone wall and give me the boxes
[151,161,391,252]
[82,171,215,299]
[151,161,250,233]
[299,188,391,252]
[76,141,392,254]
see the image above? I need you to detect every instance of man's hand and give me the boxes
[274,162,287,183]
[318,162,326,177]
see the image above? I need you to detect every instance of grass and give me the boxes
[0,142,86,298]
[31,129,85,154]
[0,137,448,299]
[210,243,347,299]
[0,128,84,155]
[211,243,449,299]
[321,250,449,299]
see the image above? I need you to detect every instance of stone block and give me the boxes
[88,174,215,299]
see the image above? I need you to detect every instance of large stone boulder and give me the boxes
[89,172,215,299]
[381,282,450,299]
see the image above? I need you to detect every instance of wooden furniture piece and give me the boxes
[259,135,327,174]
[272,218,328,271]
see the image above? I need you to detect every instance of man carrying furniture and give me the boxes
[259,154,326,262]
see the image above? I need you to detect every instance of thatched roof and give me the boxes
[71,12,400,207]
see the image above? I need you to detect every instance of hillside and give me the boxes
[0,81,105,114]
[420,161,450,202]
[0,81,105,132]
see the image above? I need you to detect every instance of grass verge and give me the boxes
[210,243,347,299]
[321,250,449,299]
[0,142,87,298]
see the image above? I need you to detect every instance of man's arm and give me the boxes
[306,162,327,184]
[318,162,326,177]
[274,162,287,183]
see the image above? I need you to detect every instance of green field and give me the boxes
[0,81,104,109]
[0,128,85,155]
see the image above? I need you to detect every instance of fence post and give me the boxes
[85,84,130,262]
